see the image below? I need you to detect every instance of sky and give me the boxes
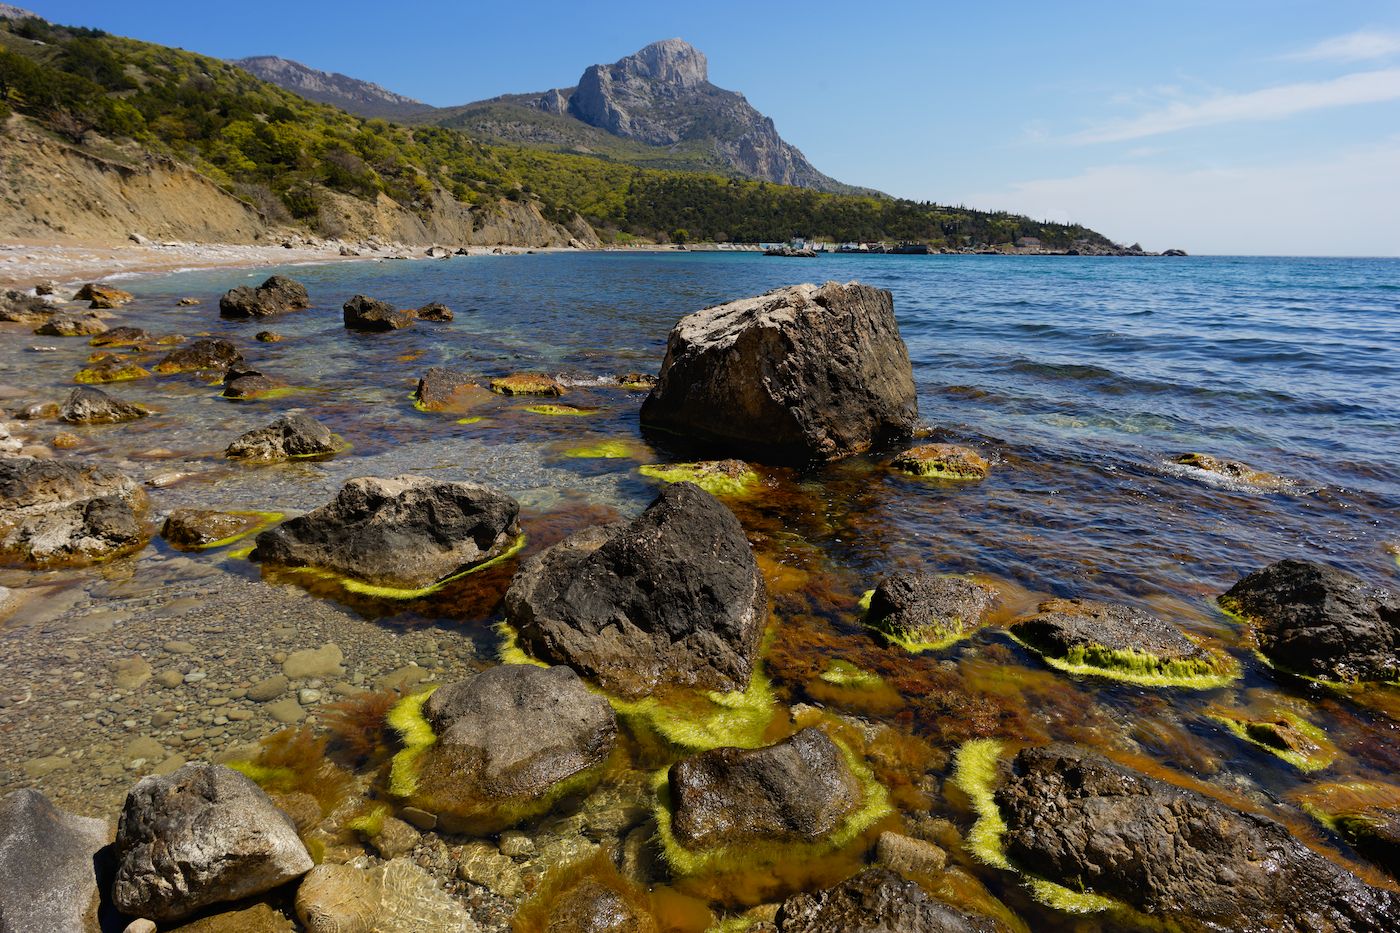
[24,1,1400,255]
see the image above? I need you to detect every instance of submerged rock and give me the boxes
[0,788,112,933]
[638,459,759,497]
[35,310,108,337]
[1173,451,1292,491]
[615,372,656,391]
[112,764,312,923]
[252,474,520,590]
[668,728,859,850]
[414,301,454,322]
[1295,781,1400,877]
[222,366,288,400]
[890,443,989,480]
[74,356,150,384]
[162,509,268,549]
[219,275,310,319]
[153,338,243,374]
[776,868,994,933]
[1011,597,1236,687]
[639,281,918,463]
[995,744,1399,930]
[60,385,148,424]
[343,295,413,331]
[403,664,617,829]
[539,875,658,933]
[90,325,152,347]
[296,859,478,933]
[505,482,767,697]
[1221,559,1398,683]
[415,367,486,411]
[866,572,997,650]
[75,283,133,309]
[225,414,341,463]
[490,372,565,396]
[0,456,148,567]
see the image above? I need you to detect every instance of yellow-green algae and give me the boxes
[524,403,594,416]
[455,416,484,425]
[223,385,301,402]
[639,462,760,497]
[1295,781,1400,843]
[182,510,284,550]
[276,533,526,600]
[652,729,894,879]
[386,688,439,799]
[1008,631,1239,690]
[1206,707,1337,772]
[818,660,885,690]
[951,739,1120,914]
[565,440,635,459]
[345,802,390,837]
[74,363,149,384]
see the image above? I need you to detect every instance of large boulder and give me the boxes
[34,310,108,337]
[0,288,52,323]
[343,295,413,331]
[75,283,133,308]
[59,386,148,424]
[776,868,995,933]
[639,281,918,463]
[0,456,147,567]
[406,664,617,827]
[995,744,1399,930]
[252,474,520,590]
[1221,559,1398,683]
[668,728,859,850]
[504,482,766,697]
[152,338,243,374]
[112,764,313,923]
[865,572,997,649]
[89,325,153,348]
[225,414,341,463]
[1,789,112,933]
[218,275,310,319]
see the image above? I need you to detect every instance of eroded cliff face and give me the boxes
[314,188,598,248]
[561,39,840,190]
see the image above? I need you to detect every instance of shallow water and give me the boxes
[3,251,1399,928]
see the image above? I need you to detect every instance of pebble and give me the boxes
[247,674,289,702]
[163,640,196,654]
[154,670,184,689]
[183,671,206,684]
[298,688,322,706]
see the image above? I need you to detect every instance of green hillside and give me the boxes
[0,16,1113,248]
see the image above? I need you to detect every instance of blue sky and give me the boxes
[27,1,1400,255]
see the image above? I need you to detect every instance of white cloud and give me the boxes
[966,139,1400,256]
[1070,68,1400,143]
[1285,30,1400,63]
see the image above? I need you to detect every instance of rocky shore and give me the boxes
[1,272,1397,932]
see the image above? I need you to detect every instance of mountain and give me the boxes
[437,39,853,192]
[0,5,39,20]
[232,55,434,121]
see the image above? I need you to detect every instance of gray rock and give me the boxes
[996,744,1399,930]
[221,366,287,400]
[60,386,148,424]
[0,288,52,324]
[0,788,112,933]
[414,301,453,322]
[252,475,519,589]
[640,282,918,463]
[152,338,242,375]
[34,311,108,337]
[112,764,312,922]
[865,572,997,647]
[1222,559,1398,683]
[505,482,766,697]
[668,727,859,850]
[219,276,310,319]
[225,414,341,463]
[1011,597,1215,667]
[0,456,147,567]
[777,868,994,932]
[342,295,413,331]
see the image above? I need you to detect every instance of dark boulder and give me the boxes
[776,868,995,933]
[639,281,918,464]
[0,789,112,933]
[225,414,341,463]
[218,275,310,319]
[407,664,617,827]
[152,338,243,374]
[0,456,147,567]
[996,744,1399,930]
[415,367,487,412]
[866,572,997,649]
[415,301,454,322]
[34,311,108,337]
[343,294,414,331]
[1221,559,1398,683]
[222,366,288,400]
[504,482,766,697]
[89,325,152,348]
[59,386,148,424]
[112,764,313,923]
[252,474,519,589]
[668,728,860,850]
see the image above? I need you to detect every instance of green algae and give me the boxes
[345,802,390,837]
[180,510,283,550]
[74,362,149,384]
[818,660,885,690]
[611,669,779,756]
[1008,632,1239,690]
[227,760,296,788]
[524,403,594,416]
[386,688,439,799]
[495,622,550,669]
[455,416,484,425]
[275,533,526,601]
[564,440,635,459]
[639,462,759,497]
[1206,708,1337,772]
[223,385,301,402]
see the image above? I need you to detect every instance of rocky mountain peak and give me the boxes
[0,4,40,20]
[625,38,708,88]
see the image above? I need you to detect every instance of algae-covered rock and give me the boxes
[1221,559,1398,684]
[222,366,288,400]
[1295,781,1400,876]
[776,867,994,932]
[890,443,989,480]
[252,474,519,591]
[0,288,52,323]
[0,788,112,933]
[75,283,133,308]
[640,281,918,464]
[35,310,108,337]
[1173,451,1293,491]
[153,338,243,375]
[112,764,312,922]
[505,482,766,698]
[669,728,859,849]
[90,325,152,347]
[538,876,658,933]
[162,509,273,550]
[1010,597,1237,688]
[616,372,656,391]
[74,356,149,384]
[1206,703,1336,771]
[0,456,148,567]
[865,572,997,651]
[491,372,565,396]
[219,275,310,319]
[638,459,760,497]
[225,414,342,463]
[343,295,413,331]
[994,744,1399,929]
[414,301,454,322]
[296,859,478,933]
[415,367,488,411]
[60,386,148,424]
